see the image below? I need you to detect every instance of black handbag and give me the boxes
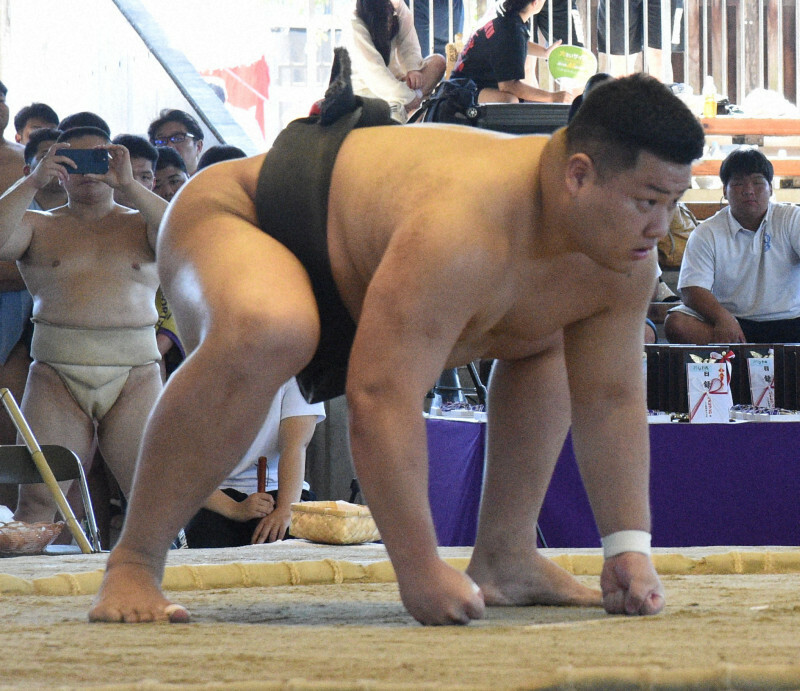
[408,78,480,124]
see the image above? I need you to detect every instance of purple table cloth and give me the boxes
[427,418,800,547]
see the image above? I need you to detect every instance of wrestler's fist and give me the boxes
[397,558,485,625]
[600,551,665,616]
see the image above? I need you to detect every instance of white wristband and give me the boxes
[601,530,651,559]
[414,88,423,100]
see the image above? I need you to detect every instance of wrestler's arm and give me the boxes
[346,218,492,625]
[0,175,38,260]
[562,259,664,615]
[251,414,317,544]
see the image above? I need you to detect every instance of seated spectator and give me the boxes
[196,144,246,171]
[148,109,204,175]
[665,149,800,344]
[154,146,189,202]
[59,111,111,135]
[13,102,59,145]
[450,0,574,104]
[111,134,158,208]
[349,0,445,123]
[184,378,325,548]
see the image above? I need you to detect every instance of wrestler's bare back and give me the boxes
[326,125,649,363]
[18,205,159,329]
[173,124,659,364]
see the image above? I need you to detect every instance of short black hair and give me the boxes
[59,111,111,136]
[155,146,187,172]
[112,134,158,166]
[56,126,111,145]
[24,127,63,165]
[148,109,204,143]
[719,148,774,187]
[197,145,247,171]
[14,103,59,133]
[502,0,534,15]
[0,81,7,97]
[566,73,705,176]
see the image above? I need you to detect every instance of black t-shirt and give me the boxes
[450,10,529,90]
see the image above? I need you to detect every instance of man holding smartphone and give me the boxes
[0,125,168,527]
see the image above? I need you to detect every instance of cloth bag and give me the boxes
[408,78,479,124]
[658,202,698,269]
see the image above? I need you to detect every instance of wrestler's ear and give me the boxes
[564,153,595,195]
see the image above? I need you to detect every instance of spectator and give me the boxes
[349,0,445,123]
[185,378,325,548]
[534,0,585,47]
[665,149,800,344]
[410,0,464,57]
[111,134,158,208]
[0,125,167,525]
[0,81,25,196]
[0,80,29,492]
[597,0,682,82]
[13,102,59,145]
[154,146,189,202]
[196,144,247,171]
[148,109,205,175]
[58,111,111,135]
[450,0,574,104]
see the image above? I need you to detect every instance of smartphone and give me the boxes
[56,148,109,175]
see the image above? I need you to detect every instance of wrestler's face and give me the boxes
[569,150,690,274]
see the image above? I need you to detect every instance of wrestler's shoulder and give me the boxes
[185,153,266,201]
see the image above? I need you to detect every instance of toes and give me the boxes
[164,604,191,623]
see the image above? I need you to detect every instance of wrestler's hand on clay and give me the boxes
[251,506,291,544]
[31,143,72,188]
[600,551,665,616]
[232,492,275,522]
[398,558,485,625]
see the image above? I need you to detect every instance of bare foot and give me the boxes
[601,552,665,615]
[467,549,602,607]
[396,558,485,625]
[89,554,190,624]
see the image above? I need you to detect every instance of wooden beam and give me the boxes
[693,158,800,176]
[701,117,800,136]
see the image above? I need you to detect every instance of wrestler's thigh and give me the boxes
[19,362,95,463]
[97,362,162,496]
[157,200,321,359]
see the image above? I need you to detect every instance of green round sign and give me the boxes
[548,45,597,88]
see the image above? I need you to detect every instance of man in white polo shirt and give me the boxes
[665,148,800,344]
